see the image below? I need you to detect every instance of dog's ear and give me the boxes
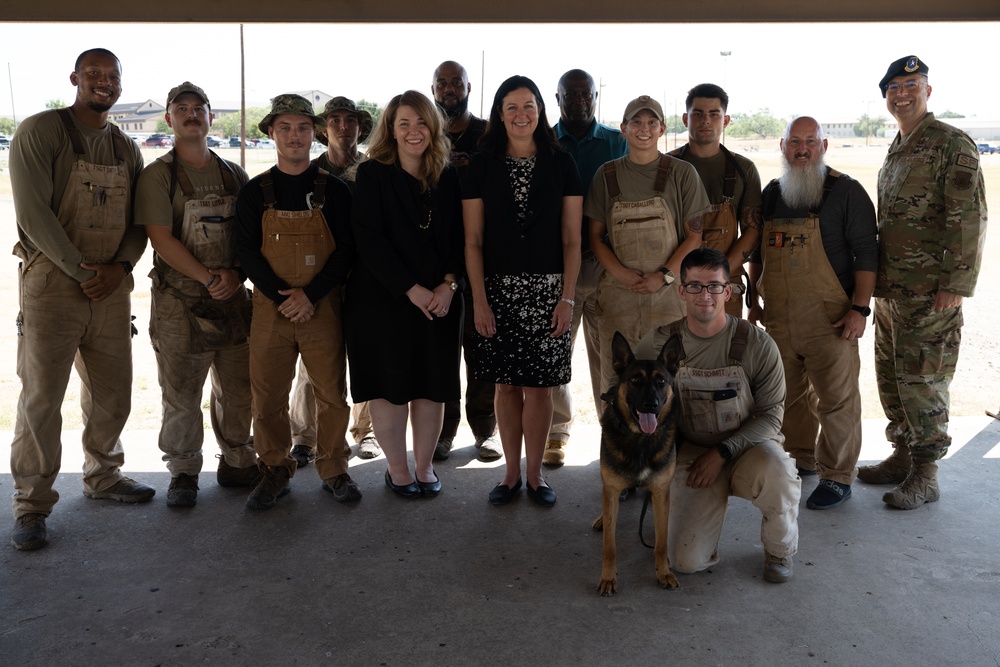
[658,332,682,376]
[611,331,635,375]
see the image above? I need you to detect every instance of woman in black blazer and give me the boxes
[463,75,583,507]
[346,90,463,499]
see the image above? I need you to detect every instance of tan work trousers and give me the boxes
[249,289,350,479]
[549,252,603,443]
[11,262,134,518]
[289,362,373,447]
[668,440,801,573]
[149,288,256,476]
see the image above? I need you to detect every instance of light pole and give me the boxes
[720,52,732,143]
[598,77,606,125]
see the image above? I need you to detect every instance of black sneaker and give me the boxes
[217,456,262,488]
[806,479,852,510]
[246,466,291,510]
[290,444,315,469]
[12,514,48,551]
[322,473,362,503]
[166,473,199,508]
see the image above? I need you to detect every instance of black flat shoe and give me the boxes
[489,477,522,505]
[417,471,442,497]
[384,470,421,499]
[526,481,556,507]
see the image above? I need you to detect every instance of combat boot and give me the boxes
[882,461,940,510]
[857,446,911,485]
[246,465,291,510]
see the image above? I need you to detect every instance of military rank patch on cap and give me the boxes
[905,57,920,73]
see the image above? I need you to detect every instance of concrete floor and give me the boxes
[2,416,999,666]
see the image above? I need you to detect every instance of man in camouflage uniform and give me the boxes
[859,55,987,509]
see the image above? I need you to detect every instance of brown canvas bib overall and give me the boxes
[757,171,862,480]
[597,155,684,391]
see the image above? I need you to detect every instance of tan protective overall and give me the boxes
[149,152,256,477]
[701,187,742,319]
[249,169,351,479]
[666,320,800,573]
[12,109,135,517]
[596,155,685,393]
[757,171,862,483]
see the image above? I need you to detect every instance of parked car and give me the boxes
[977,143,995,154]
[206,136,225,148]
[256,139,276,149]
[0,134,10,149]
[144,134,174,148]
[229,137,255,148]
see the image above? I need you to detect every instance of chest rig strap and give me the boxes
[668,317,752,367]
[603,153,674,201]
[55,107,130,164]
[260,166,328,210]
[158,150,242,201]
[763,168,842,222]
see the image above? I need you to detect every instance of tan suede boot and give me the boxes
[882,461,940,510]
[857,446,911,485]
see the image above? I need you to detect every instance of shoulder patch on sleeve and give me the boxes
[956,154,978,170]
[953,171,973,190]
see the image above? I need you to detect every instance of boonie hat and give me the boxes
[166,81,209,108]
[879,56,929,98]
[623,95,665,123]
[257,94,326,135]
[316,96,374,146]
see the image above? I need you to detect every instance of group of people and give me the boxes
[8,49,986,591]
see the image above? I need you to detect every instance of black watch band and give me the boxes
[119,261,133,275]
[850,304,871,317]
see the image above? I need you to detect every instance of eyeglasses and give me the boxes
[682,282,728,294]
[886,80,924,94]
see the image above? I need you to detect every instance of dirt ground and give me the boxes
[0,140,996,434]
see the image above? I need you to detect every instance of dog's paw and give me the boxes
[592,515,604,531]
[597,577,618,596]
[657,571,680,590]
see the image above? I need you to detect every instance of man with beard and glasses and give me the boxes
[747,116,877,511]
[9,48,150,551]
[430,61,500,462]
[546,68,628,467]
[860,56,986,509]
[669,83,762,318]
[135,82,260,508]
[288,97,383,468]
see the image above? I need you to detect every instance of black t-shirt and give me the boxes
[236,163,356,304]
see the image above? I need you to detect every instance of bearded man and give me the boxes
[747,116,878,511]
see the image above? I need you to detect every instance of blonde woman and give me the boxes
[346,91,464,499]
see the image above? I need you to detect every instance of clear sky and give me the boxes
[1,22,997,127]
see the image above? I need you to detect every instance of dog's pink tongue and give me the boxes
[638,413,658,434]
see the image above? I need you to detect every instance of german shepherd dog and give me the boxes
[593,332,680,596]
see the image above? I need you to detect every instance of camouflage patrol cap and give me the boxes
[257,94,326,134]
[316,96,374,146]
[623,95,665,123]
[166,82,209,108]
[879,56,929,98]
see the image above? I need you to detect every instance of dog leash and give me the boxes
[638,490,654,549]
